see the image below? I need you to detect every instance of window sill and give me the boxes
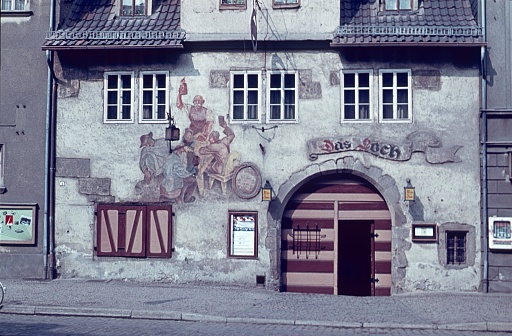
[1,10,33,17]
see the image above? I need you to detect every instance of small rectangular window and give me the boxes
[341,70,373,122]
[384,0,412,11]
[273,0,300,8]
[1,0,28,11]
[139,72,169,123]
[230,71,261,123]
[104,72,134,123]
[268,71,298,122]
[121,0,146,16]
[379,69,412,122]
[446,231,466,265]
[220,0,246,9]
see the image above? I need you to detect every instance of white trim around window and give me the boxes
[104,72,135,123]
[139,71,169,124]
[379,69,412,123]
[229,71,262,124]
[341,70,373,122]
[267,71,298,123]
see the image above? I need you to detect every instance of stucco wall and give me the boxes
[53,50,481,292]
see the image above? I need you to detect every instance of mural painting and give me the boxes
[135,79,242,203]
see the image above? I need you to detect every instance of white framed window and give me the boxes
[139,71,169,123]
[341,70,373,122]
[268,71,298,123]
[104,72,135,123]
[379,69,412,122]
[384,0,413,11]
[220,0,246,9]
[273,0,299,8]
[1,0,28,11]
[230,71,261,123]
[121,0,148,16]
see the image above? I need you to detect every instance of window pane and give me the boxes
[358,73,369,87]
[156,74,166,88]
[382,73,393,87]
[344,73,355,88]
[344,90,355,104]
[122,106,131,119]
[385,0,397,10]
[233,91,244,104]
[143,75,152,88]
[247,74,258,88]
[121,75,131,89]
[157,106,166,119]
[247,91,258,104]
[107,91,118,104]
[122,0,132,15]
[222,0,245,4]
[270,74,281,89]
[270,106,281,119]
[122,92,131,104]
[359,90,369,104]
[142,91,152,104]
[107,106,118,119]
[233,106,244,119]
[382,89,393,104]
[383,105,393,119]
[233,75,244,89]
[284,74,295,88]
[247,106,258,119]
[397,89,408,103]
[344,106,355,119]
[359,105,370,119]
[107,76,118,89]
[135,0,145,15]
[157,91,165,104]
[397,72,408,87]
[284,105,295,119]
[398,105,408,119]
[270,91,280,104]
[142,106,152,119]
[284,91,295,104]
[399,0,411,9]
[2,0,12,10]
[15,0,25,10]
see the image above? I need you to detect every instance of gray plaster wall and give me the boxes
[53,50,482,292]
[0,2,51,279]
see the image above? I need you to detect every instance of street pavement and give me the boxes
[0,278,510,333]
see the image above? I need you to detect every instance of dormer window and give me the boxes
[383,0,414,11]
[122,0,146,16]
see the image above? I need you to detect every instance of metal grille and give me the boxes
[447,231,466,265]
[292,224,325,259]
[46,30,186,41]
[336,25,483,37]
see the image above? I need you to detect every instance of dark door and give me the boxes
[338,220,374,296]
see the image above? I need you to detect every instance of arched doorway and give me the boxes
[280,173,392,296]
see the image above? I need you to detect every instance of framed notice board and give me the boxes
[228,211,258,258]
[0,204,37,245]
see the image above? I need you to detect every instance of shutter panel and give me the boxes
[124,206,146,257]
[146,205,172,258]
[97,205,122,256]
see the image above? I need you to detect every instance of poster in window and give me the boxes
[228,211,258,258]
[0,204,37,245]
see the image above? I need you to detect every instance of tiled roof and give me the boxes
[332,0,484,46]
[43,0,184,50]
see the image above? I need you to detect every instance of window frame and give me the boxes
[227,211,258,259]
[446,231,467,266]
[267,71,299,123]
[341,70,374,123]
[219,0,247,10]
[382,0,415,11]
[273,0,300,9]
[120,0,149,17]
[139,71,170,124]
[1,0,28,11]
[229,71,262,124]
[104,72,135,124]
[378,69,412,123]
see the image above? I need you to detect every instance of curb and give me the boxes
[1,305,511,332]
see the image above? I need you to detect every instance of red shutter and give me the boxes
[146,205,172,258]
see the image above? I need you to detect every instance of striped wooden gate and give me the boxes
[281,174,392,296]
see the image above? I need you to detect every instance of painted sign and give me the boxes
[0,204,37,245]
[307,131,462,164]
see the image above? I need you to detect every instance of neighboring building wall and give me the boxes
[0,2,51,278]
[484,0,512,293]
[53,47,482,292]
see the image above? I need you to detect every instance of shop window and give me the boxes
[446,231,466,265]
[104,72,134,123]
[268,71,298,122]
[121,0,148,16]
[273,0,300,9]
[220,0,246,9]
[341,70,373,122]
[230,71,261,123]
[379,69,412,122]
[139,72,169,123]
[96,204,172,258]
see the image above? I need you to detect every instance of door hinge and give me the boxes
[370,277,380,283]
[370,233,379,238]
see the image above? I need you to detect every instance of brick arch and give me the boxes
[266,156,409,294]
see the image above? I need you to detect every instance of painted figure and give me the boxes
[139,132,168,184]
[160,144,198,203]
[176,78,214,144]
[199,116,235,175]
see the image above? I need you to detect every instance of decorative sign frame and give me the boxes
[228,211,258,258]
[0,204,37,245]
[411,223,438,242]
[231,162,262,199]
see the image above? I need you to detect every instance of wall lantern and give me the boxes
[165,112,180,152]
[262,180,274,201]
[404,178,415,202]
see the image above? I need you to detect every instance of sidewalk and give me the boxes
[0,278,511,332]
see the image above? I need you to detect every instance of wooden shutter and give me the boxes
[146,205,172,258]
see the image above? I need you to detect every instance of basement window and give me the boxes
[446,231,466,265]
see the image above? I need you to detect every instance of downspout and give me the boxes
[480,0,489,293]
[44,0,57,280]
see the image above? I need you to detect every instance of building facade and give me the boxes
[0,0,53,279]
[43,0,485,295]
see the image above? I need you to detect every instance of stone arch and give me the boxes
[266,156,410,294]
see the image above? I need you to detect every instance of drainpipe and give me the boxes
[480,0,489,293]
[44,0,57,280]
